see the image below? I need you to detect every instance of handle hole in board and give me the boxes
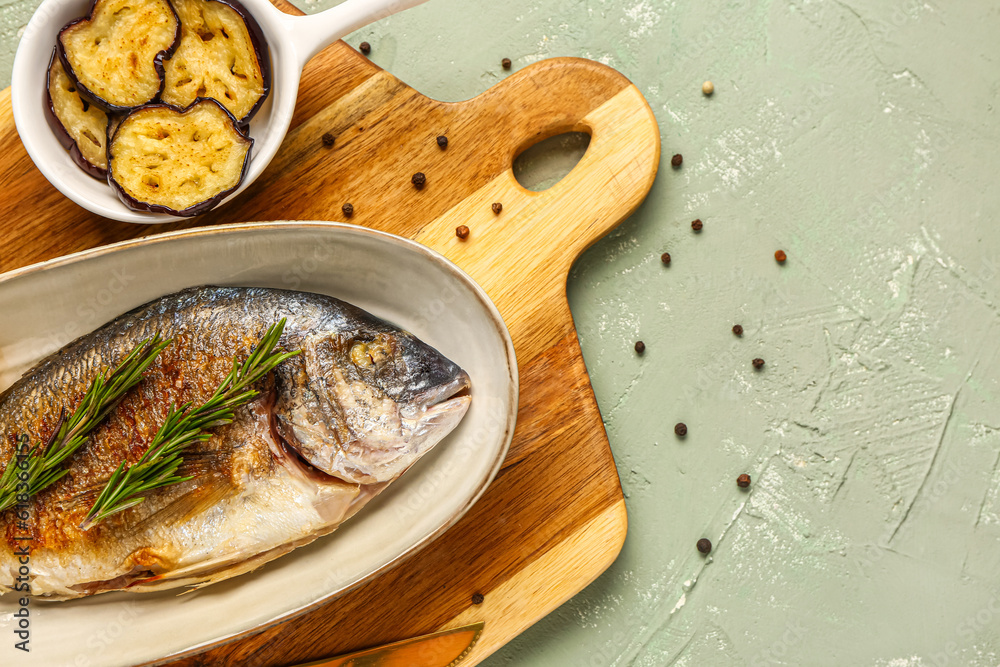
[512,131,591,192]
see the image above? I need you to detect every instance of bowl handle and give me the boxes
[279,0,429,67]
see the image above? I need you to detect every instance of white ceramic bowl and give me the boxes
[12,0,426,224]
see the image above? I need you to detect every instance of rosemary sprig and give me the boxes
[0,335,169,513]
[82,320,299,529]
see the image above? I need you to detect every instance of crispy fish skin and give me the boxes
[0,287,470,599]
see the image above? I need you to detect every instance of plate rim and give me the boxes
[0,220,519,665]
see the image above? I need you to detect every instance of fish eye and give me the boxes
[346,334,396,374]
[349,341,375,368]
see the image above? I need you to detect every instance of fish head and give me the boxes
[274,326,471,485]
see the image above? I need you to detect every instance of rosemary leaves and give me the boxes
[0,336,168,512]
[82,321,299,528]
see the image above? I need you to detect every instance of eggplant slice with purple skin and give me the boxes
[58,0,181,112]
[108,98,252,217]
[45,50,113,180]
[161,0,270,124]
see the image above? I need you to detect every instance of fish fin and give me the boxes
[52,450,231,514]
[125,546,293,596]
[173,448,231,478]
[168,542,299,594]
[55,482,107,513]
[134,472,234,529]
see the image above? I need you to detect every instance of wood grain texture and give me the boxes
[0,0,659,662]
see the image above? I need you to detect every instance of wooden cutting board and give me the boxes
[0,1,659,663]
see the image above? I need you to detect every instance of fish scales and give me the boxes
[0,286,471,599]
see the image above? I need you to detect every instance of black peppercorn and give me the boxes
[321,132,335,147]
[675,422,687,437]
[697,538,712,554]
[455,225,470,240]
[502,57,512,70]
[437,135,448,148]
[671,153,683,168]
[341,203,354,217]
[661,252,671,265]
[691,219,703,232]
[634,341,645,354]
[752,358,765,370]
[492,202,503,215]
[732,324,743,336]
[412,172,426,189]
[359,41,371,55]
[737,474,751,488]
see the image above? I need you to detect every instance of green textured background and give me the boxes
[8,0,1000,664]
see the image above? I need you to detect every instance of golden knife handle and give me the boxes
[292,622,484,667]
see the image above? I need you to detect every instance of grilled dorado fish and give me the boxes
[0,287,471,599]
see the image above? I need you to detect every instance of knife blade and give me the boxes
[291,622,484,667]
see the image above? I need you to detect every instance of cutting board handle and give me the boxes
[418,57,660,292]
[519,59,660,264]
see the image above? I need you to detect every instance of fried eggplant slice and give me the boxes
[58,0,181,111]
[108,99,252,216]
[162,0,270,123]
[45,50,111,179]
